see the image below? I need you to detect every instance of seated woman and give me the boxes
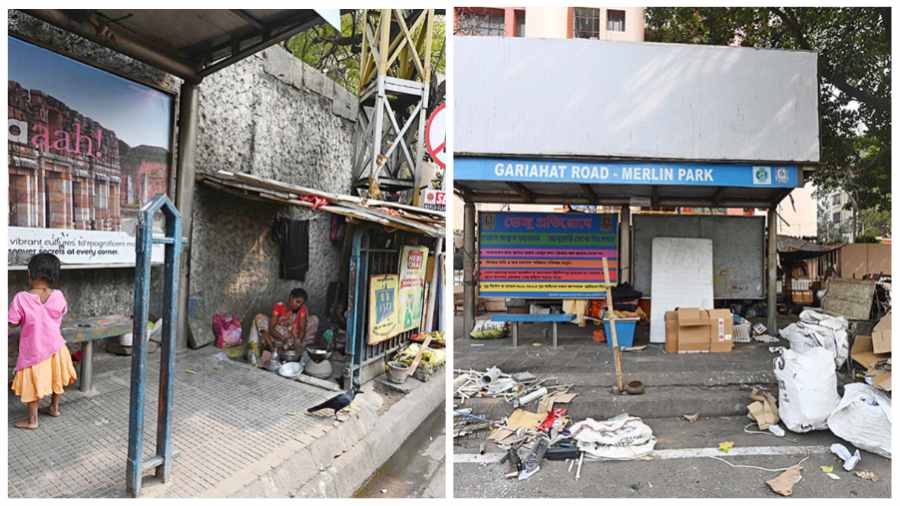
[251,288,311,368]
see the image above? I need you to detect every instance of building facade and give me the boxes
[455,7,644,41]
[817,189,855,243]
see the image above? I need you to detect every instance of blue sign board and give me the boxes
[456,158,801,188]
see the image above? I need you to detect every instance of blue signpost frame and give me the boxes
[126,194,182,498]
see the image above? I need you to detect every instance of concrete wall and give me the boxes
[8,11,180,320]
[189,46,357,339]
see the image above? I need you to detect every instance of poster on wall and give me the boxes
[398,246,429,332]
[368,274,400,345]
[7,36,173,268]
[479,212,619,298]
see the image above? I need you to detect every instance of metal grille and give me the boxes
[346,227,430,387]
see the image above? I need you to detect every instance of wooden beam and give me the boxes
[580,184,599,203]
[506,182,535,202]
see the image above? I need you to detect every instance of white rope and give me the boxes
[706,455,809,473]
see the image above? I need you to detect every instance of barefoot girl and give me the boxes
[9,253,78,429]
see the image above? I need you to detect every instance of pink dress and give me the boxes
[9,290,68,372]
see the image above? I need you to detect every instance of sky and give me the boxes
[9,36,173,149]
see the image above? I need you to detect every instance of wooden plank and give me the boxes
[822,278,876,320]
[603,257,625,393]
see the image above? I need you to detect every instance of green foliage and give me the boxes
[284,11,445,93]
[861,207,891,238]
[645,8,891,212]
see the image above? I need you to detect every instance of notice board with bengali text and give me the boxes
[478,212,618,298]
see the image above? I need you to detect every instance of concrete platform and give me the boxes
[456,315,781,419]
[8,347,445,498]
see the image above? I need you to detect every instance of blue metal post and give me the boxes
[126,195,182,497]
[345,228,368,391]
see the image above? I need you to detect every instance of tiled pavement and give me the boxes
[8,348,354,498]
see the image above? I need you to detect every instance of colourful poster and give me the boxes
[398,246,429,332]
[479,212,618,298]
[8,36,173,268]
[368,274,399,344]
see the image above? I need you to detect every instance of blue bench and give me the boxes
[489,313,575,348]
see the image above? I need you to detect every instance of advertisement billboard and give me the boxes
[8,36,173,268]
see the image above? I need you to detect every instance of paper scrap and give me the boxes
[747,387,779,430]
[506,409,545,430]
[855,470,879,482]
[826,473,841,480]
[683,413,700,423]
[820,465,833,473]
[767,465,802,496]
[718,441,735,453]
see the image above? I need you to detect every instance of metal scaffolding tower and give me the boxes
[352,9,435,200]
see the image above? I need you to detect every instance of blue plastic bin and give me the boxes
[602,318,639,349]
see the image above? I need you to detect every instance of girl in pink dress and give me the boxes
[9,253,77,429]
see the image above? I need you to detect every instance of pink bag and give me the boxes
[213,313,243,348]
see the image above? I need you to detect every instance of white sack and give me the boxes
[569,413,657,460]
[827,383,892,458]
[774,347,841,433]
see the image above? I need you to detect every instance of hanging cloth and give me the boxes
[272,217,310,281]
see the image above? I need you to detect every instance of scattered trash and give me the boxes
[825,473,841,480]
[826,383,892,458]
[820,465,833,473]
[575,451,584,480]
[471,320,508,339]
[518,435,550,480]
[830,443,861,471]
[570,414,656,460]
[746,386,779,430]
[855,470,879,482]
[753,334,780,344]
[774,347,840,432]
[622,345,647,352]
[767,465,803,496]
[683,413,700,423]
[752,322,768,336]
[768,425,785,438]
[718,441,734,453]
[185,368,198,375]
[625,380,645,395]
[778,309,849,369]
[515,387,548,408]
[380,489,387,494]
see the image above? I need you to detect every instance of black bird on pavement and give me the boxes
[307,386,357,420]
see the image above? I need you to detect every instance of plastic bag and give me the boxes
[569,413,657,460]
[213,313,243,348]
[470,320,508,339]
[774,347,840,433]
[827,383,892,458]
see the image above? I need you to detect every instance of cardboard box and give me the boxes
[707,308,734,353]
[872,312,891,354]
[851,335,891,392]
[664,310,678,353]
[791,290,814,305]
[674,308,710,353]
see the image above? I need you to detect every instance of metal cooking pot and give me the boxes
[280,350,300,363]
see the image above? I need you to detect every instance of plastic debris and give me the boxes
[768,425,786,437]
[778,309,849,369]
[830,443,861,471]
[570,414,656,460]
[767,465,802,496]
[826,383,892,458]
[820,465,833,473]
[718,441,735,453]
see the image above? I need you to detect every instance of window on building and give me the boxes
[573,8,601,39]
[832,212,841,223]
[831,193,841,205]
[458,11,504,36]
[514,10,526,37]
[96,181,108,210]
[607,9,626,32]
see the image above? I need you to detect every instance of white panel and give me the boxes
[649,237,714,343]
[456,37,820,163]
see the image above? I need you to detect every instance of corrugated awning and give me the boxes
[199,171,444,238]
[777,235,844,262]
[22,9,337,82]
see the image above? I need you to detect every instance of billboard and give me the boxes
[479,212,619,298]
[368,274,400,345]
[398,246,429,332]
[8,36,173,268]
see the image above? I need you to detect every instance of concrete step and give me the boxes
[458,383,773,420]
